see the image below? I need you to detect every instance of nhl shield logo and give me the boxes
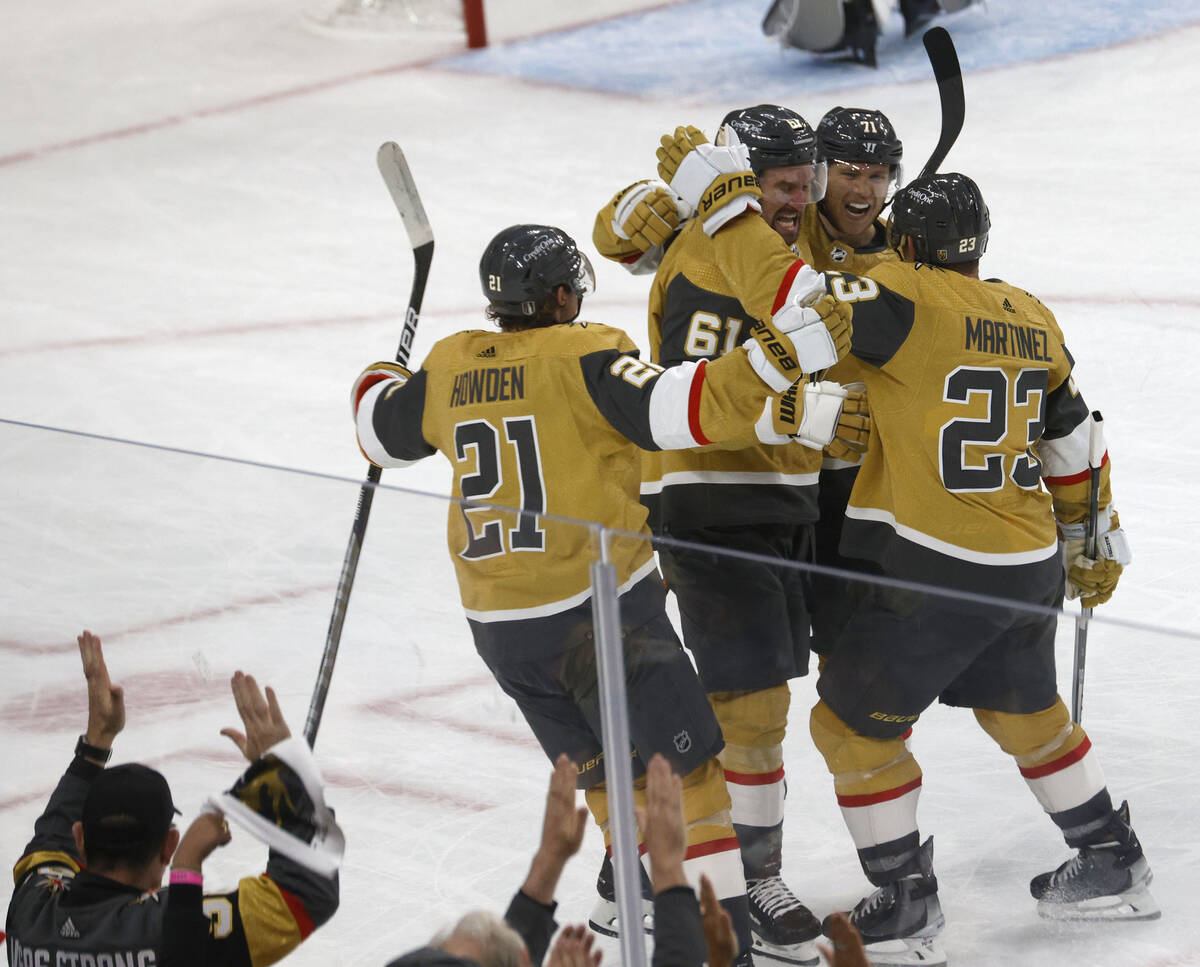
[831,246,847,263]
[673,730,692,754]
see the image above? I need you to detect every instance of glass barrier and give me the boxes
[0,419,1192,967]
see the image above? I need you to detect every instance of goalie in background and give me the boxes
[762,0,977,67]
[5,631,340,967]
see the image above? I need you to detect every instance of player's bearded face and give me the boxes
[758,164,819,245]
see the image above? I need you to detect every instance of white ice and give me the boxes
[2,2,1199,966]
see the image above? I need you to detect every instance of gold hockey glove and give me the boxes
[746,292,853,392]
[351,361,411,419]
[612,179,689,252]
[824,383,870,463]
[1062,508,1131,608]
[656,125,761,235]
[755,379,851,450]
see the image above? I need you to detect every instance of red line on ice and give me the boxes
[0,582,334,656]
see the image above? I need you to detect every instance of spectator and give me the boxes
[5,631,339,967]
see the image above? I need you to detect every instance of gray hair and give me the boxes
[430,910,527,967]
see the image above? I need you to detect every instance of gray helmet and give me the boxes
[479,224,595,318]
[817,106,903,168]
[886,173,990,265]
[719,104,821,174]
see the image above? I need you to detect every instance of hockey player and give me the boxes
[351,224,857,967]
[655,128,1157,963]
[594,106,836,967]
[6,631,340,967]
[761,0,978,68]
[806,106,903,654]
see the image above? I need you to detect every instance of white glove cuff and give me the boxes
[669,143,752,210]
[1058,504,1118,541]
[746,343,797,394]
[796,381,848,449]
[775,302,840,372]
[1098,527,1132,565]
[755,398,791,445]
[702,196,762,235]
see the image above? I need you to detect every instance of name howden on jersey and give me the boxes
[449,365,526,408]
[964,315,1052,362]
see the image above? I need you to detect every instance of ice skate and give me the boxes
[586,852,654,938]
[745,875,821,966]
[823,838,945,967]
[1031,801,1161,921]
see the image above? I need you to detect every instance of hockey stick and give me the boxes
[1070,411,1105,724]
[303,143,434,747]
[916,27,965,180]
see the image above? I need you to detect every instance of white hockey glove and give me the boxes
[351,360,411,419]
[612,179,691,252]
[1061,507,1132,608]
[755,379,851,450]
[656,125,761,235]
[746,292,854,392]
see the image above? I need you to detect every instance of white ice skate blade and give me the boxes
[586,897,654,938]
[861,936,947,967]
[751,936,820,966]
[1036,883,1162,921]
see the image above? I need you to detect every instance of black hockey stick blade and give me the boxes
[304,144,434,747]
[916,27,965,180]
[378,142,435,367]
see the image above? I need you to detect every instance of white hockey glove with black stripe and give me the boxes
[1061,506,1132,608]
[755,380,856,450]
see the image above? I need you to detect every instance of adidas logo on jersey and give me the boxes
[476,346,496,358]
[1002,298,1016,313]
[60,918,80,938]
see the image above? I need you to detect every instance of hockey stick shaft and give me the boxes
[1070,411,1105,724]
[917,27,965,180]
[304,143,434,747]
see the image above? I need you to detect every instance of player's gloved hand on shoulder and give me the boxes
[351,361,412,418]
[1061,508,1131,608]
[746,291,854,392]
[755,379,853,450]
[612,180,691,253]
[656,125,761,235]
[824,382,870,463]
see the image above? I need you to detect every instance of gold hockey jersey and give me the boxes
[354,321,780,622]
[706,213,1106,594]
[643,217,823,529]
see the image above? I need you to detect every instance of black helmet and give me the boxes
[479,224,595,319]
[719,104,821,174]
[817,106,903,168]
[886,173,990,265]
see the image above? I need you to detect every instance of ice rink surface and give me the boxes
[2,1,1199,965]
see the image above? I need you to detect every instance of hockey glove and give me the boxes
[1062,508,1131,608]
[612,180,691,252]
[351,361,411,419]
[755,379,851,450]
[746,292,854,393]
[656,125,761,235]
[824,382,870,463]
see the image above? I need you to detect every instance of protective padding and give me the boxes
[585,757,733,847]
[973,697,1083,768]
[810,699,920,795]
[709,686,790,774]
